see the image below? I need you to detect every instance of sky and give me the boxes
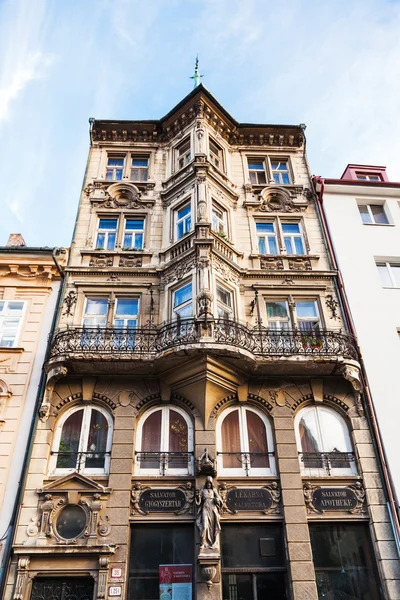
[0,0,400,247]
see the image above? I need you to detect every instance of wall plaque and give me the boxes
[312,487,358,512]
[139,488,186,513]
[226,488,273,512]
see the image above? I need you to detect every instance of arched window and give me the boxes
[51,405,113,475]
[135,406,194,475]
[295,405,356,476]
[216,406,276,476]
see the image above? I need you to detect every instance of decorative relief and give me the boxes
[131,482,196,516]
[326,294,340,320]
[62,290,77,316]
[260,257,284,271]
[89,255,113,268]
[303,482,366,515]
[288,257,312,271]
[13,557,30,600]
[119,256,142,268]
[211,256,240,284]
[196,448,217,477]
[340,365,364,416]
[218,482,281,515]
[161,257,197,285]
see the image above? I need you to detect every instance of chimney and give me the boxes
[6,233,26,247]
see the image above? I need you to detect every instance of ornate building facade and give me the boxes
[3,87,400,600]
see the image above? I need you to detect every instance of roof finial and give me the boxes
[190,55,203,89]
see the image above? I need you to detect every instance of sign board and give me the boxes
[108,586,122,597]
[139,489,186,513]
[111,568,122,579]
[226,488,273,512]
[312,487,358,512]
[159,564,192,600]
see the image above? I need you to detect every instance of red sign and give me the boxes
[159,565,192,600]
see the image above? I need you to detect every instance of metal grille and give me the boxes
[30,578,94,600]
[299,451,357,476]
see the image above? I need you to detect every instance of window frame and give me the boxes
[247,157,267,185]
[256,221,278,255]
[50,404,113,476]
[280,221,305,255]
[215,282,234,319]
[175,136,192,172]
[113,298,140,329]
[212,201,228,236]
[95,217,118,250]
[105,154,125,181]
[357,202,390,225]
[376,261,400,288]
[265,300,290,331]
[135,405,194,475]
[172,280,193,319]
[216,405,276,477]
[174,201,192,241]
[295,299,322,332]
[130,155,149,182]
[356,172,382,181]
[270,158,291,185]
[82,297,109,328]
[0,300,26,348]
[122,217,145,250]
[209,137,224,171]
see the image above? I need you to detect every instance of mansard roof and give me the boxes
[91,84,304,148]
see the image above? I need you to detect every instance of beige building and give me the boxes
[0,236,66,571]
[3,86,400,600]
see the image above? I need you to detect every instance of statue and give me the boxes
[196,476,222,549]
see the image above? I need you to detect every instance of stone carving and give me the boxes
[326,294,340,320]
[218,482,281,515]
[13,558,30,600]
[89,255,113,268]
[131,482,196,516]
[161,258,196,285]
[96,183,144,209]
[303,482,320,514]
[212,256,239,284]
[341,365,364,416]
[62,290,77,316]
[197,290,214,319]
[119,256,142,268]
[259,190,302,213]
[97,557,110,599]
[260,257,284,271]
[39,366,68,422]
[196,477,223,549]
[131,482,149,515]
[304,482,366,515]
[288,257,312,271]
[196,448,217,477]
[98,515,112,537]
[200,565,217,591]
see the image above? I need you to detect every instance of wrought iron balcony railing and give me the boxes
[298,452,357,476]
[51,451,111,472]
[135,451,194,475]
[217,452,276,475]
[49,320,358,361]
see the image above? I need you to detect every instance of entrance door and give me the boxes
[31,578,94,600]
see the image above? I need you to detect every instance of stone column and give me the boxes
[271,406,318,600]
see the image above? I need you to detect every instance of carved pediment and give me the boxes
[39,472,110,494]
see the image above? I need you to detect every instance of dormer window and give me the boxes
[176,137,191,171]
[356,173,382,181]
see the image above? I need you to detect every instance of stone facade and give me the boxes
[4,87,399,600]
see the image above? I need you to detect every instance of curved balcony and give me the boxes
[47,319,358,376]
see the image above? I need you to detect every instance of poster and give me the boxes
[159,564,192,600]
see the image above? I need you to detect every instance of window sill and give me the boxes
[361,222,394,227]
[0,346,24,353]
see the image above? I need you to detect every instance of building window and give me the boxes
[106,155,124,181]
[135,405,193,475]
[130,156,149,181]
[217,406,275,476]
[358,203,389,225]
[212,203,228,235]
[282,222,305,254]
[296,300,321,332]
[271,160,291,184]
[356,173,382,181]
[95,218,118,250]
[310,523,381,599]
[265,301,290,331]
[256,222,278,254]
[0,301,25,348]
[51,405,113,475]
[123,218,144,250]
[82,298,108,327]
[295,405,356,476]
[175,202,192,240]
[114,298,139,329]
[209,138,223,170]
[248,158,267,185]
[377,262,400,288]
[221,524,287,600]
[216,284,233,319]
[173,283,193,318]
[175,137,191,171]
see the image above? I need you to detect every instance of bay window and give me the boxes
[173,283,193,318]
[175,202,192,240]
[212,203,228,236]
[216,284,233,319]
[175,137,191,171]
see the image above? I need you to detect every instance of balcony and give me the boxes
[135,451,194,475]
[47,319,358,376]
[299,452,358,477]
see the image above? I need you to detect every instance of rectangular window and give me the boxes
[175,203,192,240]
[0,301,25,347]
[248,158,267,185]
[271,160,291,184]
[209,138,223,170]
[282,222,305,254]
[296,301,321,332]
[130,156,149,181]
[356,173,382,181]
[123,219,144,250]
[377,262,400,288]
[176,138,191,171]
[96,218,118,250]
[216,284,233,319]
[358,203,389,224]
[310,523,381,600]
[212,203,228,235]
[173,283,193,318]
[114,298,139,329]
[256,223,278,254]
[82,298,108,327]
[265,301,290,331]
[106,155,124,181]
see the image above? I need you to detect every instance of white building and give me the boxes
[315,164,400,495]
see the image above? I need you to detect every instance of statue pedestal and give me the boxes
[197,550,220,597]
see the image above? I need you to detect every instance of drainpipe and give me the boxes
[310,173,400,546]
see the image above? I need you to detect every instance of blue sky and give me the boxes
[1,0,400,247]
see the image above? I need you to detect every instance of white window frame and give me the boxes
[377,262,400,288]
[247,157,267,185]
[82,298,109,328]
[294,405,356,476]
[256,222,278,255]
[265,300,290,331]
[130,156,149,182]
[175,137,192,171]
[209,137,224,171]
[105,155,125,181]
[113,298,139,329]
[281,221,305,255]
[0,300,26,348]
[212,202,228,236]
[172,281,193,319]
[135,405,194,475]
[95,217,118,250]
[215,283,234,319]
[357,202,389,225]
[174,201,192,241]
[216,405,276,477]
[270,159,291,185]
[50,405,113,476]
[123,217,145,250]
[295,300,322,332]
[356,173,381,181]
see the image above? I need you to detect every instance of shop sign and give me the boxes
[312,487,358,512]
[159,564,192,600]
[226,488,273,512]
[139,488,186,512]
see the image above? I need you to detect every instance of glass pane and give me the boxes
[116,299,139,316]
[132,158,148,167]
[176,303,192,317]
[123,233,132,248]
[299,410,321,454]
[273,172,280,184]
[284,238,293,254]
[319,408,351,453]
[296,301,317,318]
[85,299,108,315]
[249,172,257,184]
[56,505,87,540]
[99,219,118,230]
[135,233,143,249]
[178,204,191,219]
[0,301,4,313]
[281,173,290,184]
[371,205,388,224]
[115,170,123,180]
[256,223,274,233]
[246,410,269,468]
[268,236,278,254]
[282,223,300,233]
[258,238,267,254]
[221,410,241,468]
[216,286,231,307]
[377,265,392,287]
[248,161,264,170]
[358,205,372,224]
[174,284,192,307]
[57,410,83,469]
[294,237,305,254]
[266,302,288,319]
[108,158,124,166]
[141,410,161,468]
[106,233,116,250]
[391,265,400,287]
[7,301,24,314]
[222,574,253,600]
[221,524,285,569]
[169,410,189,468]
[85,410,108,469]
[125,219,144,230]
[96,233,105,248]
